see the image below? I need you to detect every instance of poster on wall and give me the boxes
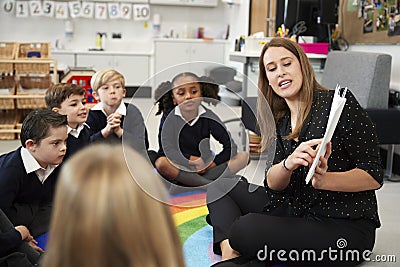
[375,0,388,31]
[95,2,107,20]
[55,2,68,19]
[388,0,400,35]
[81,2,94,19]
[2,0,15,13]
[5,0,150,21]
[29,0,43,16]
[42,0,55,17]
[15,1,28,17]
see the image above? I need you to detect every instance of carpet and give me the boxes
[170,190,222,267]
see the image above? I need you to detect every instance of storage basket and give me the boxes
[0,42,17,74]
[15,109,33,139]
[16,42,51,59]
[0,75,16,109]
[0,42,17,59]
[0,110,17,140]
[16,75,51,109]
[14,62,51,74]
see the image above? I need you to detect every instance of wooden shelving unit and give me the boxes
[0,42,58,139]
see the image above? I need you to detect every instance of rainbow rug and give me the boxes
[170,190,222,267]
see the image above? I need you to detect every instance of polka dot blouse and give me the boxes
[264,89,383,227]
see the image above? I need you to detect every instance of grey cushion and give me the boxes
[321,51,392,109]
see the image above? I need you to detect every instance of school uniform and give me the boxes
[158,105,237,169]
[63,123,91,161]
[0,209,40,266]
[87,102,150,153]
[0,147,61,237]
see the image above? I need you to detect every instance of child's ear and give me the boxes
[52,107,59,113]
[25,139,36,152]
[92,91,100,101]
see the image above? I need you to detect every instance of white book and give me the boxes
[305,85,348,184]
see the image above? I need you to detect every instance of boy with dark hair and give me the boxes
[0,109,68,240]
[45,83,90,160]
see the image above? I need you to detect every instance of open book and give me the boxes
[305,85,348,184]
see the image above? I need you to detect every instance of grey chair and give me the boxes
[321,51,400,180]
[321,51,392,109]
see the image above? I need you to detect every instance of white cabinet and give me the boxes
[154,39,226,86]
[76,54,150,86]
[52,52,76,68]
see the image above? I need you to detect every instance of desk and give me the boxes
[230,52,327,97]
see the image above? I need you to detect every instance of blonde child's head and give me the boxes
[90,69,126,110]
[42,144,185,267]
[90,69,125,93]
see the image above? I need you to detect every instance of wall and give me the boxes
[0,1,249,55]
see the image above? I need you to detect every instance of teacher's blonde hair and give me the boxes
[42,144,185,267]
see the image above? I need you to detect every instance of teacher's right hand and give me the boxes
[284,138,323,171]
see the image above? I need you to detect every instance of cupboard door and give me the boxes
[76,54,112,71]
[155,42,189,74]
[76,54,150,86]
[190,42,225,75]
[52,53,75,68]
[113,55,150,86]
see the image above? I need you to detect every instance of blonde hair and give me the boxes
[90,69,126,92]
[257,38,328,146]
[42,144,185,267]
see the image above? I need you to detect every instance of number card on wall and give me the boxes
[69,1,81,18]
[95,2,107,20]
[81,2,94,19]
[133,4,150,21]
[119,2,132,20]
[3,0,15,13]
[29,0,43,16]
[16,0,28,17]
[42,0,54,17]
[55,2,68,19]
[108,2,120,19]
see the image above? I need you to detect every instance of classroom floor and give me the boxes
[1,98,399,266]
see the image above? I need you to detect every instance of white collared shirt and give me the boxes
[67,123,89,138]
[91,101,126,117]
[175,105,206,126]
[20,147,58,184]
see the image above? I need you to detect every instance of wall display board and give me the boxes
[2,0,150,21]
[340,0,400,44]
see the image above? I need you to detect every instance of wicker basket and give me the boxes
[15,109,33,139]
[0,75,16,110]
[16,42,51,59]
[14,62,50,74]
[0,42,17,59]
[0,110,17,140]
[0,42,16,74]
[16,75,51,109]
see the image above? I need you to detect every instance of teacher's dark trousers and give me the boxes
[207,178,376,267]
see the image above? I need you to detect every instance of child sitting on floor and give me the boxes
[154,72,249,187]
[0,109,68,243]
[45,83,90,161]
[87,69,157,162]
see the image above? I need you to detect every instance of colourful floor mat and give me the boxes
[170,190,221,267]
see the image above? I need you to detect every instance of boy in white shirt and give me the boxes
[0,109,68,243]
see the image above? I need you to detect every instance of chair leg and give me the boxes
[386,144,400,182]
